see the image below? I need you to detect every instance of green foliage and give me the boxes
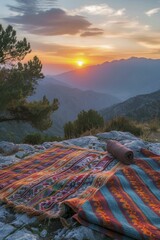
[0,56,43,110]
[105,116,142,136]
[0,24,31,64]
[23,132,63,145]
[0,24,59,130]
[64,109,104,139]
[8,97,59,130]
[75,110,104,135]
[64,121,76,139]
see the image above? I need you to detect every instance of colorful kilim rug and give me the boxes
[0,144,123,220]
[75,148,160,240]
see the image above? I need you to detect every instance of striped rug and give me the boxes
[75,148,160,239]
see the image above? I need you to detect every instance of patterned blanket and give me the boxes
[0,144,159,239]
[0,144,123,220]
[75,148,160,239]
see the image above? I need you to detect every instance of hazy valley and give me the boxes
[0,77,119,141]
[56,57,160,99]
[0,58,160,142]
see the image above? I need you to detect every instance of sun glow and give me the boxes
[76,60,85,67]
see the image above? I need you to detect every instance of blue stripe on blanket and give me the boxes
[82,201,100,225]
[141,157,160,170]
[100,186,141,239]
[117,173,160,228]
[131,165,160,200]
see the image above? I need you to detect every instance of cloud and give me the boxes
[80,28,104,37]
[71,4,126,16]
[101,19,150,38]
[5,8,103,36]
[152,49,160,55]
[71,5,150,38]
[30,42,114,59]
[135,35,160,49]
[5,1,103,37]
[145,8,160,17]
[110,20,150,31]
[7,0,57,14]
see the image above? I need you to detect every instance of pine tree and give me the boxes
[0,24,59,130]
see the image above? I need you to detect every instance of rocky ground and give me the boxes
[0,131,160,240]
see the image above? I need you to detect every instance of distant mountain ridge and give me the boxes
[0,78,119,142]
[55,57,160,99]
[31,80,119,136]
[100,89,160,122]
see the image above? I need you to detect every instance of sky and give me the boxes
[0,0,160,74]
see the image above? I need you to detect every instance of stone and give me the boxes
[0,141,19,155]
[15,151,30,159]
[42,142,54,149]
[0,222,15,239]
[0,205,16,223]
[0,205,9,217]
[61,136,99,148]
[54,226,106,240]
[40,229,47,238]
[6,229,38,240]
[97,131,138,141]
[17,144,36,152]
[12,214,37,227]
[0,155,19,168]
[34,145,46,151]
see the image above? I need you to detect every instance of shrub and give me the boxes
[23,132,63,145]
[105,116,142,136]
[23,132,43,144]
[42,135,63,142]
[64,109,104,139]
[149,119,160,132]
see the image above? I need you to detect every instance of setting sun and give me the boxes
[77,60,85,67]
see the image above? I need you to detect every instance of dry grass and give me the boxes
[81,117,160,143]
[139,120,160,142]
[80,127,104,136]
[105,117,142,136]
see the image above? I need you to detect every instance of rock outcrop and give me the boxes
[0,131,159,240]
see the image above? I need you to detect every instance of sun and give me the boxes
[76,60,84,67]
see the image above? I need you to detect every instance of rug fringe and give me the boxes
[1,198,41,217]
[38,212,53,221]
[15,205,41,216]
[60,217,71,228]
[0,197,68,221]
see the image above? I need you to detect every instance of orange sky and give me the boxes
[1,0,160,74]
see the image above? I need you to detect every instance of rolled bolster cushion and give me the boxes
[107,140,134,165]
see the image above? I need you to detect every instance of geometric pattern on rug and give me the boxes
[0,144,124,219]
[75,148,160,240]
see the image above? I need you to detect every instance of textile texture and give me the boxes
[75,148,160,240]
[0,144,123,219]
[0,144,159,239]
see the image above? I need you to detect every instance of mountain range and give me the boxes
[1,57,160,142]
[100,89,160,122]
[0,78,119,142]
[55,57,160,99]
[30,78,119,136]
